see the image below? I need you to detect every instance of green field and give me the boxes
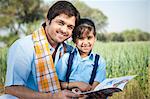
[93,41,150,99]
[0,41,150,98]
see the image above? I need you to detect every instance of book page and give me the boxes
[94,75,136,91]
[77,75,136,95]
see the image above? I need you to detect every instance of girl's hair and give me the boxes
[72,18,96,43]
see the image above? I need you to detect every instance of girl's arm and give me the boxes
[91,81,99,90]
[60,81,92,92]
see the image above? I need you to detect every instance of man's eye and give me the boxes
[59,22,64,25]
[58,21,64,25]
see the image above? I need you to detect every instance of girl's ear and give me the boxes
[95,37,97,42]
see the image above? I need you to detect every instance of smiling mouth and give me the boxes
[81,46,91,50]
[57,31,68,37]
[81,45,91,47]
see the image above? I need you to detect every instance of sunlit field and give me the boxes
[93,41,150,99]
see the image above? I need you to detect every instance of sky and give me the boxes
[80,0,150,33]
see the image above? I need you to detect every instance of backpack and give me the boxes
[65,52,100,85]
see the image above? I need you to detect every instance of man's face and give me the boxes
[75,31,96,56]
[46,14,76,45]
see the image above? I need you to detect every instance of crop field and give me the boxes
[93,41,150,99]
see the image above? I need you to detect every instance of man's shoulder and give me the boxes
[17,35,33,44]
[10,35,34,55]
[13,35,33,47]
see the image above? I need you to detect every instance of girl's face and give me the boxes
[75,31,96,57]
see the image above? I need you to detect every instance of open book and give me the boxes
[72,75,136,95]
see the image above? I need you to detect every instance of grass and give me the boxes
[0,47,7,85]
[0,47,7,95]
[93,41,150,98]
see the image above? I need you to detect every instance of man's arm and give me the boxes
[5,85,79,99]
[5,86,52,99]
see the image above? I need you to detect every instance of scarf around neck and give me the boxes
[32,26,61,93]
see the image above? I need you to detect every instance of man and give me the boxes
[1,1,80,99]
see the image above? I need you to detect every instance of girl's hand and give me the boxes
[75,82,92,92]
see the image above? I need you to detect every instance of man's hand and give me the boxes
[53,89,81,99]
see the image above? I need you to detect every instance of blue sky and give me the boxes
[80,0,150,33]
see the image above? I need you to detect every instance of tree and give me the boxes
[0,0,44,35]
[96,33,107,42]
[121,29,150,41]
[72,0,108,33]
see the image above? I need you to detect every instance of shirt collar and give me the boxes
[49,43,64,54]
[72,48,94,61]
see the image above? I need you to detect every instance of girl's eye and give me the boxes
[88,36,92,40]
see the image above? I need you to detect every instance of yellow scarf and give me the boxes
[32,27,61,93]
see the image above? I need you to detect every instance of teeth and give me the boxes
[81,46,89,47]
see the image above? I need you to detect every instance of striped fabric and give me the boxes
[32,27,61,93]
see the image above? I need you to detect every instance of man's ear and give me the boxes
[74,43,77,47]
[46,19,49,26]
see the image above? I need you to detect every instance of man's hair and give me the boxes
[47,1,80,26]
[72,18,96,43]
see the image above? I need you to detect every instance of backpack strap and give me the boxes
[63,43,73,53]
[89,54,100,85]
[66,52,74,83]
[59,43,73,59]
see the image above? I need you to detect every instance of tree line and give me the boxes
[97,29,150,42]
